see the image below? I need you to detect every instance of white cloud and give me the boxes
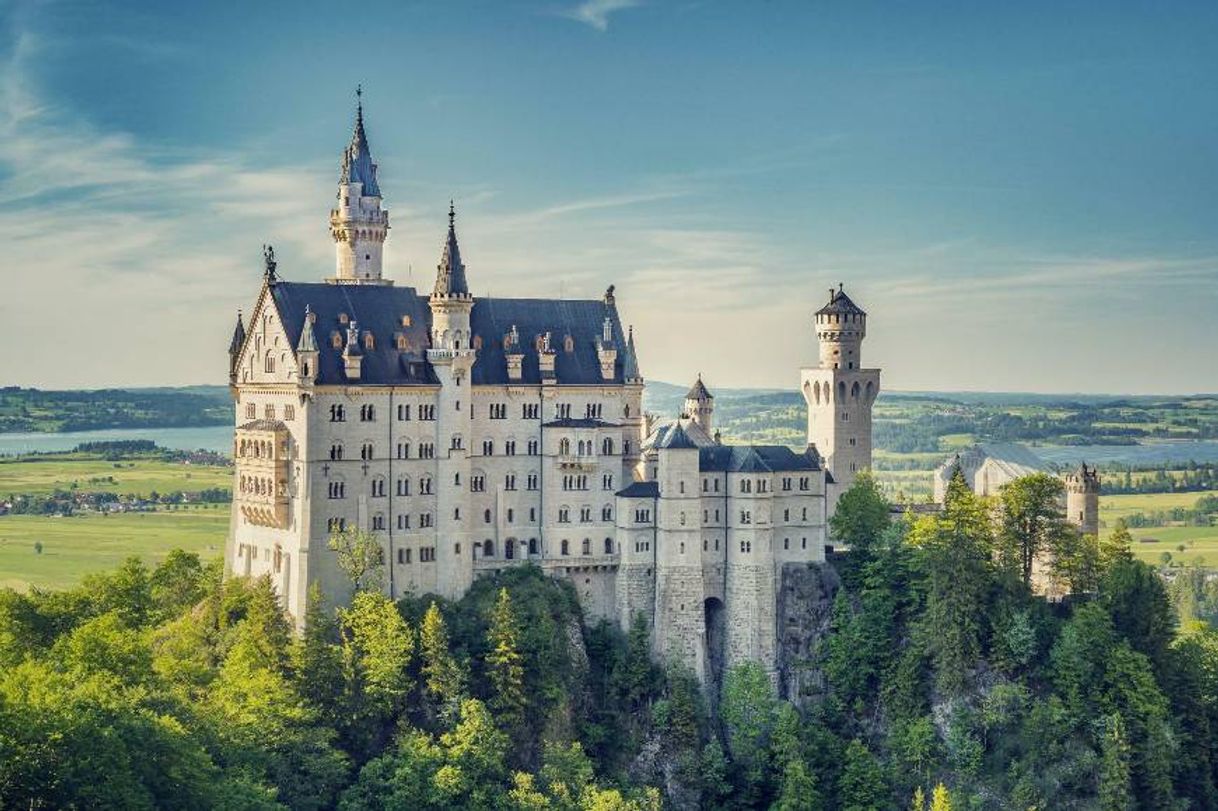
[559,0,641,31]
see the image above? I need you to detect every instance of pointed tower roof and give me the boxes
[296,305,317,353]
[432,202,469,297]
[815,283,865,317]
[228,311,246,355]
[622,325,642,381]
[685,374,713,401]
[658,422,698,450]
[339,87,380,197]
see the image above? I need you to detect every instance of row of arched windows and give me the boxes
[237,438,276,459]
[239,475,282,496]
[808,378,874,405]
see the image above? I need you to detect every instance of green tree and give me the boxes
[1097,714,1134,811]
[838,738,887,811]
[437,698,511,809]
[830,471,891,559]
[341,590,415,725]
[486,587,527,732]
[1100,558,1175,676]
[1100,519,1135,572]
[327,525,385,593]
[420,601,465,722]
[910,470,994,695]
[293,582,345,725]
[997,473,1073,588]
[909,786,925,811]
[929,783,952,811]
[149,549,208,621]
[615,612,661,714]
[719,661,777,795]
[772,703,821,810]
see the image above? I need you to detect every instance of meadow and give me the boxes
[0,455,231,498]
[1099,490,1218,566]
[0,505,228,591]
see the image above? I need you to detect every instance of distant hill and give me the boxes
[0,387,231,434]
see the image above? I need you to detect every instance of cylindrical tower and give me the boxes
[683,375,714,435]
[1065,463,1100,536]
[815,283,866,370]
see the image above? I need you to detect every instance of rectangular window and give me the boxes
[284,404,295,421]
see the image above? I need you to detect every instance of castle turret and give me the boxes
[1065,463,1100,536]
[683,375,714,434]
[328,89,391,285]
[652,423,706,679]
[800,284,880,499]
[427,202,476,598]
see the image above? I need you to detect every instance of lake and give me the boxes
[1035,441,1218,467]
[0,426,234,456]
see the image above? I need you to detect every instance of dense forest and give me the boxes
[2,472,1217,809]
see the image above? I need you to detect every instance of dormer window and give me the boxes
[563,335,574,353]
[331,332,342,349]
[363,332,375,351]
[401,315,411,327]
[472,335,483,350]
[338,313,349,325]
[396,333,409,351]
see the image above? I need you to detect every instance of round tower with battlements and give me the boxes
[800,284,880,499]
[683,375,714,435]
[1065,463,1100,536]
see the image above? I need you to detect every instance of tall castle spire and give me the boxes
[328,87,391,286]
[432,201,470,297]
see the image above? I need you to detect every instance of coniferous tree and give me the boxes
[929,782,953,811]
[1098,713,1134,811]
[420,601,465,722]
[1100,519,1135,573]
[341,590,414,726]
[294,582,345,724]
[838,738,887,811]
[910,470,994,695]
[486,587,526,732]
[997,473,1072,588]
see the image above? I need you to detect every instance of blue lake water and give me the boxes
[0,426,234,456]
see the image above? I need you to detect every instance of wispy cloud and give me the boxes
[558,0,641,31]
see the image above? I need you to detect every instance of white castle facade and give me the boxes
[225,101,880,683]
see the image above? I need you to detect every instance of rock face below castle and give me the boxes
[224,97,881,685]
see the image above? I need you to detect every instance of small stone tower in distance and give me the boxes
[1065,463,1100,536]
[683,375,714,435]
[328,89,391,285]
[800,284,880,500]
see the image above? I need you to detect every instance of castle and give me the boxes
[225,99,880,683]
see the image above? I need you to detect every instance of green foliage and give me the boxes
[997,473,1073,587]
[487,588,527,732]
[838,738,888,811]
[830,471,891,559]
[327,525,386,593]
[419,601,466,722]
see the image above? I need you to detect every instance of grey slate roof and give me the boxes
[685,376,712,401]
[616,481,660,498]
[816,285,865,317]
[340,103,380,196]
[657,422,698,450]
[622,326,642,381]
[228,312,246,355]
[270,282,437,386]
[267,282,631,388]
[542,418,621,429]
[469,297,629,386]
[432,206,469,297]
[698,444,822,473]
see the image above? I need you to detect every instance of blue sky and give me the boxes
[1,0,1215,392]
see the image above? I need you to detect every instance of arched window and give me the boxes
[529,538,538,555]
[264,352,275,373]
[602,437,614,455]
[559,438,571,455]
[364,332,375,351]
[604,537,613,554]
[851,381,861,399]
[838,381,847,401]
[329,443,343,460]
[483,540,494,558]
[484,508,492,524]
[582,538,591,555]
[505,539,515,559]
[561,539,570,556]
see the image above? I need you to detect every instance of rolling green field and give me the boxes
[1100,490,1218,566]
[0,456,231,497]
[0,506,228,591]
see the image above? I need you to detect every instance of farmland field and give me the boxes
[1100,490,1218,566]
[0,456,231,498]
[0,506,228,591]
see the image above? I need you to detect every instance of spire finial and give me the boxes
[448,199,455,228]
